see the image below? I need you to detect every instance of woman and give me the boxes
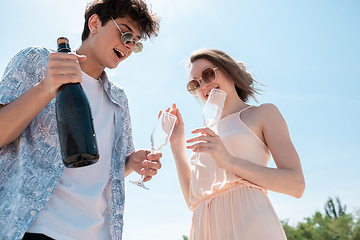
[169,49,305,240]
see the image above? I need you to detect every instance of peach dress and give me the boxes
[188,106,287,240]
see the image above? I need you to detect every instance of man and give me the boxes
[0,0,161,239]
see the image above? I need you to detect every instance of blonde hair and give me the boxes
[189,49,261,102]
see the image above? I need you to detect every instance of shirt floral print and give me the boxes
[0,47,134,240]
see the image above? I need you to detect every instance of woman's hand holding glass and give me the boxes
[168,102,232,170]
[168,103,185,147]
[185,127,232,170]
[189,88,226,167]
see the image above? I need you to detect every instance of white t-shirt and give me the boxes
[27,72,115,240]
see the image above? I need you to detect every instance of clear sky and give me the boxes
[1,0,359,239]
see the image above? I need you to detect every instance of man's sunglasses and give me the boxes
[187,67,219,95]
[111,17,143,53]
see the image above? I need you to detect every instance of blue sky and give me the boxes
[1,0,359,239]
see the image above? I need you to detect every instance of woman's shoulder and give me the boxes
[257,103,279,112]
[248,103,283,123]
[252,103,288,132]
[250,103,279,114]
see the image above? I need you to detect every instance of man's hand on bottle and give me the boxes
[42,52,87,97]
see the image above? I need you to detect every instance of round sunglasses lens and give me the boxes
[187,80,199,94]
[202,68,216,84]
[133,42,143,53]
[121,33,134,45]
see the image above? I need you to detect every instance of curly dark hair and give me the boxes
[81,0,160,42]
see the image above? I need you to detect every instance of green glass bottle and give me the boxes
[56,37,99,168]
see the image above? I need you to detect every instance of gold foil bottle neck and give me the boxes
[57,37,69,46]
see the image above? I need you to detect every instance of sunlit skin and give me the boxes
[167,58,305,207]
[77,14,140,79]
[0,14,161,182]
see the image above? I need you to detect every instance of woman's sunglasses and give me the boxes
[111,17,143,53]
[187,67,219,95]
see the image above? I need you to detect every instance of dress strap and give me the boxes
[239,105,254,113]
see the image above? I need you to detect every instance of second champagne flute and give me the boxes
[189,88,226,167]
[130,111,177,190]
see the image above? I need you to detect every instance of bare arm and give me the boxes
[187,104,305,198]
[0,52,86,148]
[259,103,305,198]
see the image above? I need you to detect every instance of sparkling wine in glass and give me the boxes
[189,88,226,167]
[130,111,177,190]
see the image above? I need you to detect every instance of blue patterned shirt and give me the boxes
[0,47,134,240]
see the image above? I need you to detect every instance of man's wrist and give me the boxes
[125,153,132,165]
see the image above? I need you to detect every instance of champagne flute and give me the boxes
[130,111,177,190]
[189,88,226,167]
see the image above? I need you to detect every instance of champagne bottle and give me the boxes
[56,37,99,168]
